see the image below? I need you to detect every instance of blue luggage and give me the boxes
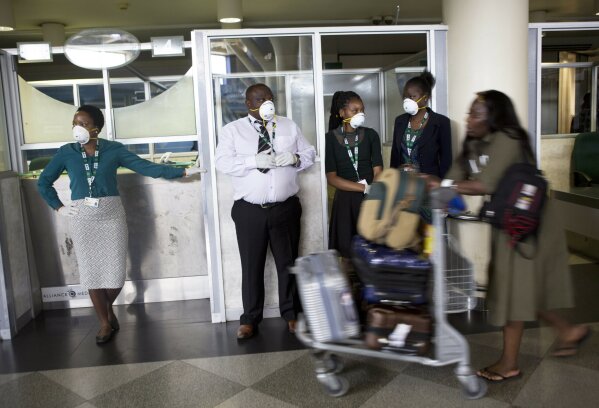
[351,236,431,305]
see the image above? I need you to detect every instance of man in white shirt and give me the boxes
[215,83,316,340]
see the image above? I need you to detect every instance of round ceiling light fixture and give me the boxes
[64,28,140,70]
[218,0,243,24]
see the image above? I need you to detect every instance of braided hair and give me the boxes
[328,91,362,131]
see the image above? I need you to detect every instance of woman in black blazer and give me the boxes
[390,72,452,178]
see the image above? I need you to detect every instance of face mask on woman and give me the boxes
[72,125,91,144]
[403,96,426,116]
[343,112,366,129]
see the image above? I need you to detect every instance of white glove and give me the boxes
[358,179,370,195]
[275,151,298,167]
[184,161,206,177]
[57,204,79,217]
[255,148,276,169]
[159,152,172,164]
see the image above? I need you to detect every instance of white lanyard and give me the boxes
[405,111,429,157]
[343,131,360,180]
[80,142,99,197]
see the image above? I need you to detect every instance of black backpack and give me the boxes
[479,162,548,249]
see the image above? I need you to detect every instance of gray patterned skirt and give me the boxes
[69,196,128,289]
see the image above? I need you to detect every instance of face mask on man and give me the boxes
[257,100,276,121]
[403,96,426,116]
[343,112,366,129]
[72,125,91,144]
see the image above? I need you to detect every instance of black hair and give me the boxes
[460,90,535,172]
[76,105,104,131]
[245,83,272,99]
[404,71,436,97]
[328,91,362,131]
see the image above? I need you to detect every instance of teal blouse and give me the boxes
[38,139,185,210]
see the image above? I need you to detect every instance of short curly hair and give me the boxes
[76,105,105,131]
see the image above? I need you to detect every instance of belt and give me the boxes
[260,202,281,209]
[243,195,296,209]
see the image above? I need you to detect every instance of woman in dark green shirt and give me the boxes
[325,91,383,259]
[38,105,201,344]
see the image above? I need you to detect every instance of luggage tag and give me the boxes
[84,197,100,207]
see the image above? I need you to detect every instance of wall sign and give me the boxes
[151,36,185,57]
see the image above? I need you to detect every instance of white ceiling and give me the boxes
[0,0,598,48]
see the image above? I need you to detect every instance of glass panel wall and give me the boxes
[321,34,428,145]
[210,36,314,146]
[0,67,9,171]
[539,29,599,193]
[14,45,196,170]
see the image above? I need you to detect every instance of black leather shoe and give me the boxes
[96,330,113,344]
[237,324,255,339]
[109,318,120,331]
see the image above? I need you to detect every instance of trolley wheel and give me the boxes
[317,373,350,397]
[323,353,344,374]
[461,376,487,400]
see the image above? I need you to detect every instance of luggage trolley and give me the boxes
[293,187,487,399]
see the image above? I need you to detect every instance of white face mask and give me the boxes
[347,112,366,129]
[72,125,91,145]
[403,98,420,116]
[259,100,276,121]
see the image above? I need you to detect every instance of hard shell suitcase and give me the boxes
[365,305,432,355]
[351,236,431,303]
[292,251,360,343]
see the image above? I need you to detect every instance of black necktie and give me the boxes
[257,122,271,173]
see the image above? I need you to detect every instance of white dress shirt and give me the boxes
[215,114,316,204]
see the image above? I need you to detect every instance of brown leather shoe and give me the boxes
[288,320,297,334]
[237,324,254,339]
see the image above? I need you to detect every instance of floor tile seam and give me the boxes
[19,372,88,403]
[85,360,188,403]
[38,370,94,401]
[39,360,177,401]
[177,358,250,387]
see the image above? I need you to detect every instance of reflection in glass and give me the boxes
[111,82,145,107]
[36,86,74,104]
[79,84,105,108]
[541,66,591,134]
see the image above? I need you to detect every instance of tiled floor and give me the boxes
[1,262,598,407]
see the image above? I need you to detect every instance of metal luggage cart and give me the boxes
[295,187,487,399]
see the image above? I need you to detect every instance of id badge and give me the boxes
[84,197,100,208]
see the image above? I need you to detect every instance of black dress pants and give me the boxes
[231,196,302,326]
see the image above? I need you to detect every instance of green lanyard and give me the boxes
[405,111,429,159]
[249,117,277,152]
[80,141,99,197]
[343,130,360,180]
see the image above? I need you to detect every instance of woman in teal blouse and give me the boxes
[38,105,200,344]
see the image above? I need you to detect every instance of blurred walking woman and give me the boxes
[391,71,451,178]
[38,105,202,344]
[432,91,590,382]
[325,91,383,258]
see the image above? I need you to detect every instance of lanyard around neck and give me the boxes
[80,142,99,197]
[342,128,360,180]
[405,111,429,157]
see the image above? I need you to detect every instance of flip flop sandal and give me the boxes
[552,328,592,358]
[476,367,522,383]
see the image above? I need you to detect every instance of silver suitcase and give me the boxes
[292,251,360,342]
